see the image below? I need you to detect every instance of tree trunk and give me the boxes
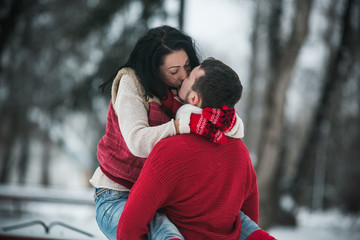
[292,0,359,207]
[0,110,19,183]
[178,0,185,31]
[0,0,26,70]
[256,0,313,229]
[41,136,51,186]
[244,0,261,152]
[18,125,30,184]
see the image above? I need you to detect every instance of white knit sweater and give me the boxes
[112,68,177,158]
[90,68,178,191]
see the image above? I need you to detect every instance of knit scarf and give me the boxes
[190,105,236,144]
[160,88,184,118]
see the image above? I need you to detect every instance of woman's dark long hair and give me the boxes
[100,25,200,100]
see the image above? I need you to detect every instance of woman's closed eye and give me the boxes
[185,64,191,74]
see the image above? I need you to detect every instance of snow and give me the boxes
[269,226,360,240]
[0,185,105,239]
[269,208,360,240]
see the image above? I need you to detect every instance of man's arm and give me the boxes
[117,157,167,239]
[241,175,259,223]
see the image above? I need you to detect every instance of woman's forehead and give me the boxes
[163,49,189,68]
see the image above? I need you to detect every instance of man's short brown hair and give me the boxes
[192,57,242,108]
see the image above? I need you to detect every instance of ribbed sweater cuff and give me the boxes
[248,229,277,240]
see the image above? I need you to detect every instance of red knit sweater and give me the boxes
[117,134,259,240]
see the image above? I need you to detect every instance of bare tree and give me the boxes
[292,0,360,210]
[244,0,262,152]
[0,0,28,71]
[179,0,185,31]
[255,0,313,228]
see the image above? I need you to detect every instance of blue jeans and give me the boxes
[240,211,260,240]
[95,188,259,240]
[95,188,184,240]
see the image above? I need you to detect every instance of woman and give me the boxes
[90,25,262,240]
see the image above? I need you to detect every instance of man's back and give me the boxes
[118,133,258,239]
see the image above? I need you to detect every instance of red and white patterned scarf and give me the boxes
[190,105,236,144]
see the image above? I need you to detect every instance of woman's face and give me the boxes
[178,65,204,104]
[159,49,191,89]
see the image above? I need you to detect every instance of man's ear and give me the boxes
[189,92,201,107]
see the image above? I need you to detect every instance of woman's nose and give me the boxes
[178,67,188,80]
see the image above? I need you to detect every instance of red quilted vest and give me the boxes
[97,88,182,189]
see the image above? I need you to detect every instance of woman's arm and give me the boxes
[114,74,177,158]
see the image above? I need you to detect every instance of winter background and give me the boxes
[0,0,359,239]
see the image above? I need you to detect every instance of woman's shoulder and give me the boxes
[111,67,146,104]
[112,68,142,91]
[118,67,139,83]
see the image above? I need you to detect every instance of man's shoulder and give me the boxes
[147,135,196,173]
[160,133,209,144]
[157,134,246,152]
[152,134,204,156]
[156,134,194,149]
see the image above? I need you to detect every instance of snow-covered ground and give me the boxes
[0,185,104,239]
[270,226,360,240]
[269,208,360,240]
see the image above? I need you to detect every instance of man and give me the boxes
[117,58,275,240]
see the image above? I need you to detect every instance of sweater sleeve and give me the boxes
[241,172,259,223]
[117,151,168,239]
[114,74,176,158]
